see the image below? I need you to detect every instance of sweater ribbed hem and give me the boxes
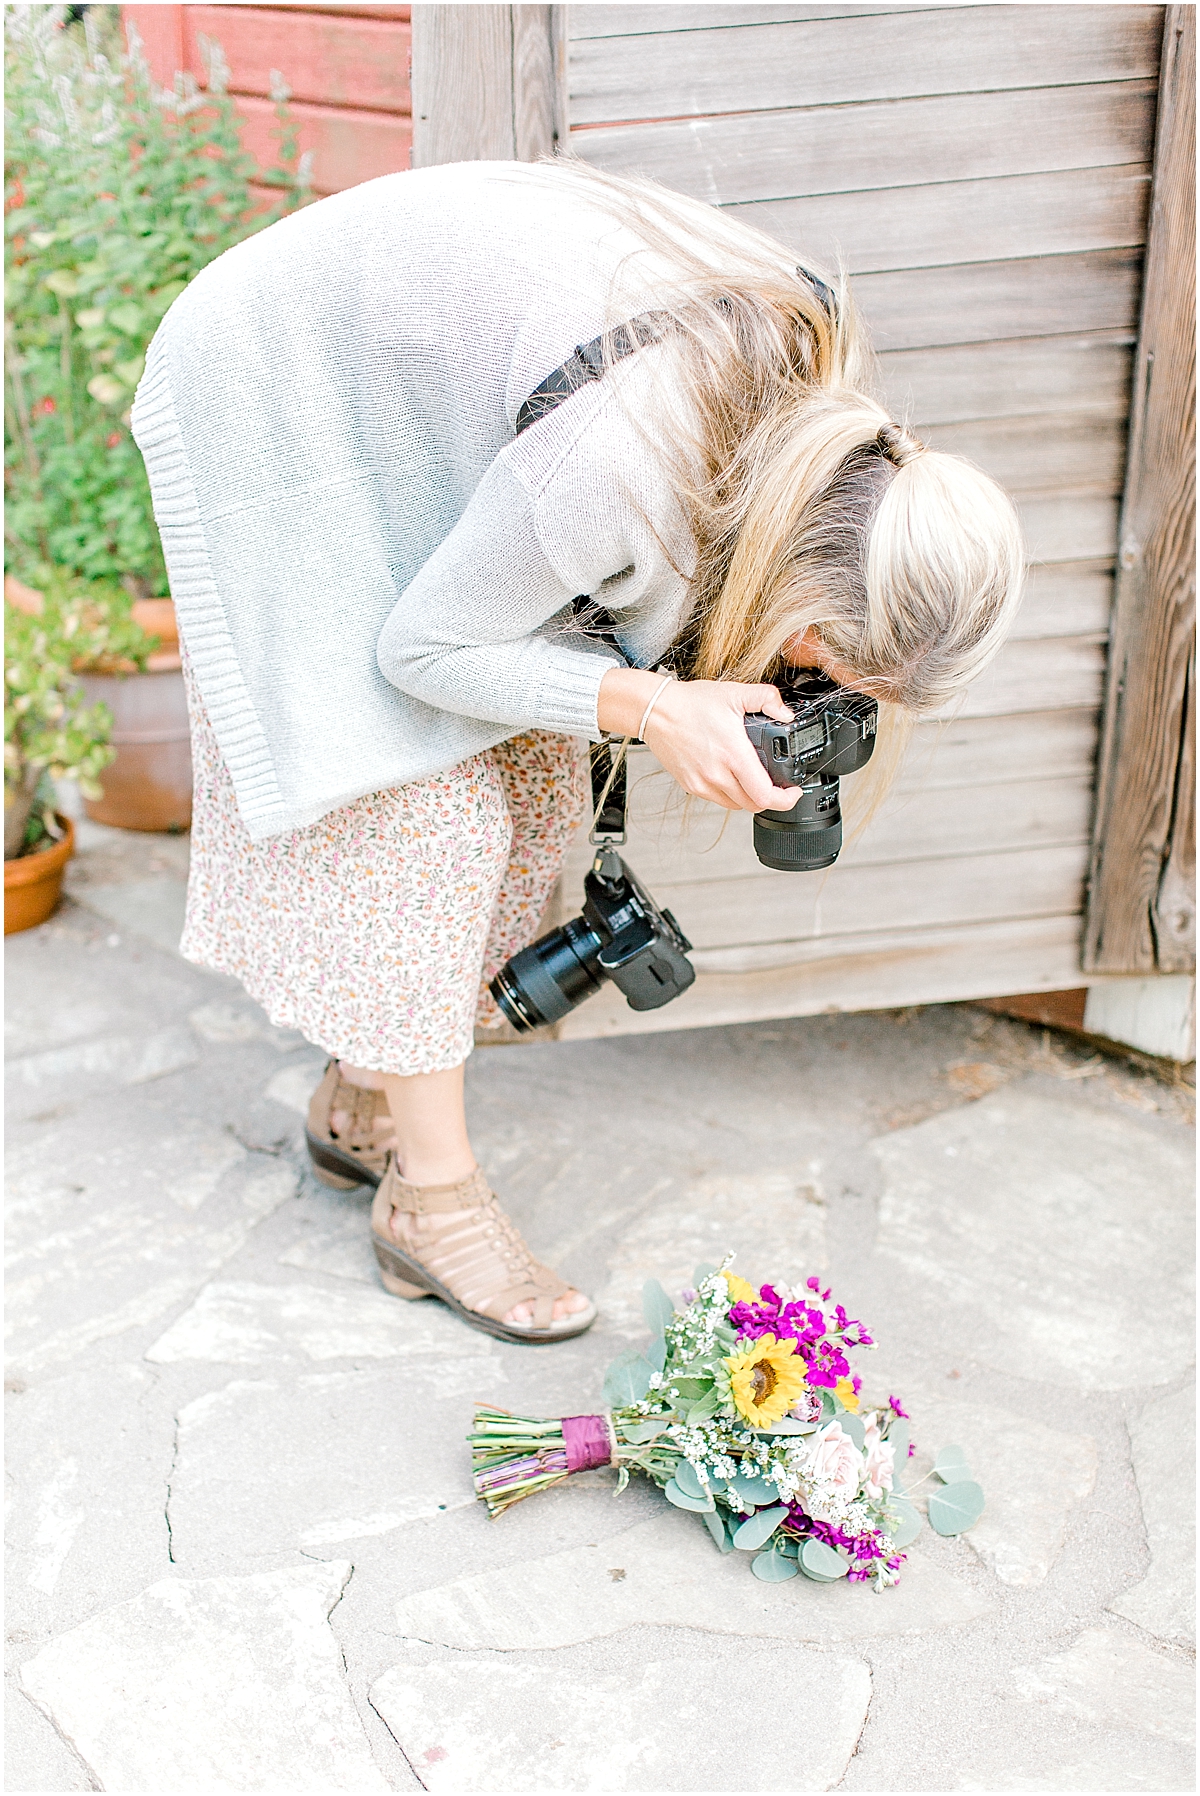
[132,339,285,834]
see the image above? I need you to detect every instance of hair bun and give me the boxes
[877,422,927,468]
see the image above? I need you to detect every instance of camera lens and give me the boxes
[753,778,843,871]
[489,916,605,1032]
[753,811,842,870]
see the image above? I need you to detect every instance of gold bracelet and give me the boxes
[637,674,675,742]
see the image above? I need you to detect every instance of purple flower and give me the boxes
[784,1508,904,1582]
[888,1394,910,1420]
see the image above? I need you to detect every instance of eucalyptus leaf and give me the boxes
[927,1480,985,1536]
[797,1559,841,1583]
[820,1391,837,1421]
[673,1459,709,1502]
[886,1420,911,1467]
[693,1263,718,1286]
[732,1505,789,1550]
[724,1470,771,1507]
[800,1538,850,1580]
[775,1533,799,1558]
[703,1508,733,1553]
[646,1334,667,1374]
[763,1416,816,1435]
[620,1419,668,1445]
[602,1351,654,1407]
[883,1494,923,1549]
[933,1445,972,1484]
[664,1478,714,1514]
[839,1412,866,1450]
[642,1278,676,1338]
[751,1546,800,1582]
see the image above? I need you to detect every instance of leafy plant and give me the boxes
[4,572,154,857]
[4,3,311,592]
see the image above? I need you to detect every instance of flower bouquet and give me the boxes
[470,1261,984,1589]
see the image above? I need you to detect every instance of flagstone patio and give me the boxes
[5,819,1195,1793]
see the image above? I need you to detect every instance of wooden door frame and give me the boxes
[1083,5,1196,975]
[409,2,1196,982]
[410,5,563,168]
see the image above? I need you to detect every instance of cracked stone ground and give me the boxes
[6,820,1195,1793]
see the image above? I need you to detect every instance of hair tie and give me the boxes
[877,422,926,468]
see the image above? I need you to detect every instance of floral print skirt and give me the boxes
[180,665,587,1074]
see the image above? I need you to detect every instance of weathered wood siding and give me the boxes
[553,3,1165,1037]
[122,4,412,194]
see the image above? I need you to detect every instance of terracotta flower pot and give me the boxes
[4,815,75,935]
[81,662,193,832]
[81,600,191,832]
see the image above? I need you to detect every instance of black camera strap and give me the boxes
[515,311,673,437]
[589,738,628,845]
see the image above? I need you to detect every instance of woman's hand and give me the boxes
[596,667,803,813]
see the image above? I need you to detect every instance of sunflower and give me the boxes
[835,1377,860,1413]
[724,1334,808,1429]
[722,1273,760,1307]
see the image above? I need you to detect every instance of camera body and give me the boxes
[744,670,878,871]
[490,845,694,1034]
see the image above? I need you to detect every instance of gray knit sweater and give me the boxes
[132,161,696,841]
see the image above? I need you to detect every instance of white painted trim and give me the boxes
[1083,976,1196,1063]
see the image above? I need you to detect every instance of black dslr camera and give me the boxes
[490,842,695,1033]
[490,669,878,1032]
[744,670,878,871]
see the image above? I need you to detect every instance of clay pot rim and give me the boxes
[4,814,75,885]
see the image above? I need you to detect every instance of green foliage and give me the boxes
[927,1479,985,1536]
[4,573,154,854]
[4,4,310,590]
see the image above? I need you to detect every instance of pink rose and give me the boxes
[807,1421,864,1499]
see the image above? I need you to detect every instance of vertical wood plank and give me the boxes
[411,4,514,166]
[1083,5,1196,972]
[513,5,558,158]
[411,3,560,165]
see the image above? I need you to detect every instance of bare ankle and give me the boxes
[397,1153,478,1187]
[337,1061,387,1091]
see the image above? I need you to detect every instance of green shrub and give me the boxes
[4,3,310,593]
[4,574,156,855]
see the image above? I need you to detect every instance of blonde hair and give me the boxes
[513,159,1026,715]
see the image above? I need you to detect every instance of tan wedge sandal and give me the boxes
[371,1160,597,1345]
[305,1062,392,1190]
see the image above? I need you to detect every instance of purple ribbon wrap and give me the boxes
[561,1413,613,1473]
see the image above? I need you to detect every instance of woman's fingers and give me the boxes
[642,677,807,813]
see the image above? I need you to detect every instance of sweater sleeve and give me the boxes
[376,454,632,736]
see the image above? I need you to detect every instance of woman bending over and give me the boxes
[133,161,1022,1344]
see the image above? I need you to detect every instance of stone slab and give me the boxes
[1109,1383,1196,1647]
[6,1024,198,1111]
[394,1505,988,1650]
[279,1211,378,1285]
[600,1169,828,1334]
[371,1643,871,1792]
[874,1080,1194,1390]
[1011,1625,1195,1746]
[905,1396,1097,1586]
[144,1278,504,1365]
[169,1367,487,1565]
[188,999,302,1051]
[69,874,188,956]
[6,1126,297,1374]
[265,1055,328,1118]
[19,1562,388,1792]
[5,1364,175,1632]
